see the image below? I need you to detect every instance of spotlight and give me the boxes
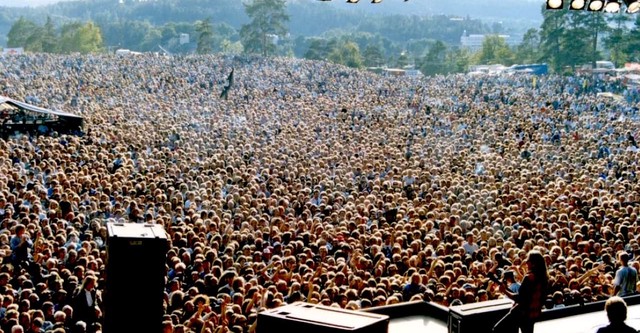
[570,0,587,9]
[371,0,382,3]
[604,0,621,12]
[625,0,640,12]
[346,0,359,3]
[588,0,604,10]
[547,0,564,9]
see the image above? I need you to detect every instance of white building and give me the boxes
[179,33,190,45]
[460,30,520,52]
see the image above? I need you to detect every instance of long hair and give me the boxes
[526,250,548,286]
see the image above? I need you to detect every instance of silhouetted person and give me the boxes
[596,296,636,333]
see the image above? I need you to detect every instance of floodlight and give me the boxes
[371,0,382,3]
[346,0,359,3]
[625,0,640,12]
[570,0,587,9]
[588,0,604,10]
[604,0,621,12]
[547,0,564,9]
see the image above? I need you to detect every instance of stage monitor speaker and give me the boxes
[448,298,515,333]
[104,223,168,333]
[257,302,389,333]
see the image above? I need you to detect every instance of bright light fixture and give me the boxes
[547,0,564,9]
[571,0,586,9]
[626,0,640,12]
[588,0,604,10]
[604,0,621,12]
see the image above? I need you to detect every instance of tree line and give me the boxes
[4,0,640,76]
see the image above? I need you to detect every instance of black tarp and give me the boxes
[0,96,84,137]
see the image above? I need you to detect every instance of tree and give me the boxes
[304,38,330,61]
[395,52,410,68]
[328,41,364,69]
[59,22,103,54]
[565,9,607,70]
[195,18,214,54]
[363,44,385,67]
[476,35,515,65]
[605,14,632,67]
[42,17,59,53]
[627,15,640,62]
[515,28,540,64]
[221,39,244,54]
[446,47,471,73]
[539,3,569,73]
[420,40,448,76]
[240,0,289,57]
[7,17,39,48]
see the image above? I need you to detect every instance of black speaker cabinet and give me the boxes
[104,223,168,333]
[258,302,389,333]
[449,298,515,333]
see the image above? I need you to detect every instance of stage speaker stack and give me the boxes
[104,223,168,333]
[257,302,389,333]
[448,298,516,333]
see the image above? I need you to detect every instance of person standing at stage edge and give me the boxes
[493,250,548,333]
[613,251,638,297]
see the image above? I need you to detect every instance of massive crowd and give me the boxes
[0,53,639,333]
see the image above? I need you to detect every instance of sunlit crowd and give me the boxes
[0,53,639,333]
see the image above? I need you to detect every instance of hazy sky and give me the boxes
[2,0,544,25]
[5,0,542,8]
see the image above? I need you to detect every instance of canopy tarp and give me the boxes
[0,96,83,119]
[0,95,83,136]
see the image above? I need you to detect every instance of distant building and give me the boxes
[460,30,520,52]
[179,33,190,45]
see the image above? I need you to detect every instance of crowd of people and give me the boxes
[0,52,639,333]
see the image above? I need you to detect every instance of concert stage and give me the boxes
[367,295,640,333]
[257,296,640,333]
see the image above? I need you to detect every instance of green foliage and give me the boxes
[240,0,289,57]
[514,28,541,65]
[627,16,640,62]
[475,35,515,66]
[539,4,569,73]
[419,40,449,76]
[395,52,410,68]
[303,38,331,61]
[59,21,103,54]
[7,17,102,54]
[195,18,213,54]
[447,47,472,73]
[303,37,364,68]
[328,41,364,69]
[221,39,243,54]
[605,14,632,67]
[7,17,39,48]
[363,44,385,67]
[538,1,609,73]
[41,17,59,53]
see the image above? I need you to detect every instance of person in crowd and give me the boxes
[0,53,638,333]
[71,275,100,328]
[493,250,548,333]
[613,251,638,297]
